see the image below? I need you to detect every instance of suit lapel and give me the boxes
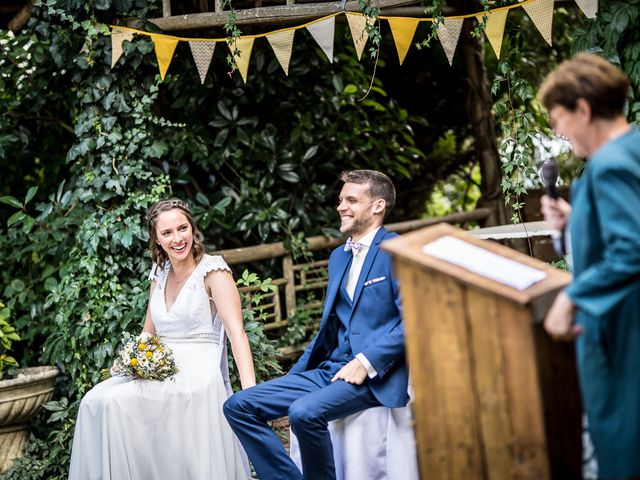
[321,247,352,322]
[349,226,387,316]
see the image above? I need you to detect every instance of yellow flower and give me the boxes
[145,351,153,359]
[138,343,147,350]
[130,358,138,366]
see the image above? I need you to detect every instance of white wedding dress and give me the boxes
[290,386,419,480]
[68,255,250,480]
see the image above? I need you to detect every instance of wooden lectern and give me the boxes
[382,223,582,480]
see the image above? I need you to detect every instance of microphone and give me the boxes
[539,159,565,256]
[540,160,559,199]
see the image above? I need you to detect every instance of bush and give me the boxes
[0,301,20,379]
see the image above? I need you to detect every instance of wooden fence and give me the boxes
[213,208,490,359]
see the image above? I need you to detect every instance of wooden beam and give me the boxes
[375,6,431,16]
[213,208,491,264]
[8,0,33,32]
[150,0,418,31]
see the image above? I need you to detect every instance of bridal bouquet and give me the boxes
[102,332,178,381]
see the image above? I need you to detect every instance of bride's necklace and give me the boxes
[172,265,195,284]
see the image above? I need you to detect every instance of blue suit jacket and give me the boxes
[289,227,408,408]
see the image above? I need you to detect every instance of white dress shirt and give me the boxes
[345,226,380,379]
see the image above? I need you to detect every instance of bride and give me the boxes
[69,198,255,480]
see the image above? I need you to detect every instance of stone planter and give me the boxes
[0,366,59,473]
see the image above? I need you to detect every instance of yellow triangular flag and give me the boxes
[346,13,375,61]
[306,16,335,63]
[189,41,216,84]
[436,18,464,66]
[267,30,295,76]
[150,34,179,80]
[475,9,508,59]
[522,0,554,46]
[387,17,420,65]
[229,37,255,83]
[111,28,134,68]
[575,0,598,18]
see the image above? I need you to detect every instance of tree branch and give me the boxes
[6,111,74,135]
[8,0,34,32]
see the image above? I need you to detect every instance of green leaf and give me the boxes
[278,164,300,183]
[10,279,25,293]
[361,99,386,112]
[0,196,23,209]
[144,141,169,159]
[237,128,250,146]
[214,128,229,147]
[213,196,232,212]
[302,146,318,161]
[7,211,26,227]
[218,101,233,121]
[44,277,59,293]
[24,186,38,204]
[343,84,358,95]
[195,192,210,206]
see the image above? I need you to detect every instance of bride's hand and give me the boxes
[109,361,123,377]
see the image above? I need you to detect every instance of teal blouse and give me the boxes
[566,126,640,479]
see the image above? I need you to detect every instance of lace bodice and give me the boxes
[148,254,231,338]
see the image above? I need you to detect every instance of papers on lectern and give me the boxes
[422,235,547,291]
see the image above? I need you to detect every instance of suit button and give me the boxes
[344,354,350,360]
[345,339,350,344]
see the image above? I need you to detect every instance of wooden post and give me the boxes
[460,14,508,227]
[383,223,582,480]
[162,0,171,17]
[283,254,296,316]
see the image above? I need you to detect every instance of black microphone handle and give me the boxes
[546,183,559,200]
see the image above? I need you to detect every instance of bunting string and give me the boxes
[109,0,597,83]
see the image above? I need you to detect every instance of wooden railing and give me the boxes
[213,208,490,358]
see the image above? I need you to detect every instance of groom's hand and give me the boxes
[331,358,368,385]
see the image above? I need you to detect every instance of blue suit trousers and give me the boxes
[223,367,380,480]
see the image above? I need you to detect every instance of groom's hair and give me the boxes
[340,170,396,219]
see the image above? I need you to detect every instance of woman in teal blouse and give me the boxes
[539,53,640,479]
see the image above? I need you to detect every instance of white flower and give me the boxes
[139,332,153,342]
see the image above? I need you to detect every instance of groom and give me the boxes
[224,170,408,480]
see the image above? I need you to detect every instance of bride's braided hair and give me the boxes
[145,198,206,269]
